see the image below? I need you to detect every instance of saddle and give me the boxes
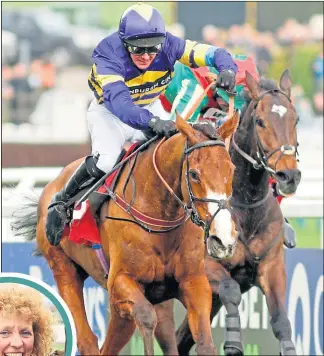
[66,142,140,246]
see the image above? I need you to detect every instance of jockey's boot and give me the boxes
[46,155,104,246]
[283,218,296,248]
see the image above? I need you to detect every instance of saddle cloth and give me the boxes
[66,143,140,246]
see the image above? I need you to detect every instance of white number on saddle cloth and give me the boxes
[271,104,287,118]
[72,201,88,221]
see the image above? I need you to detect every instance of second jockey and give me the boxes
[46,3,238,246]
[160,55,260,123]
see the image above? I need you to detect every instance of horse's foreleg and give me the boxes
[179,275,217,356]
[154,300,179,355]
[175,314,193,356]
[259,254,296,356]
[100,305,136,356]
[103,273,157,356]
[176,297,222,355]
[46,246,100,355]
[218,278,243,356]
[176,258,229,355]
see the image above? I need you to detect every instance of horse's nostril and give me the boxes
[209,235,223,246]
[276,169,302,184]
[275,171,289,182]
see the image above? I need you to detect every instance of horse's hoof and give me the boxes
[224,346,243,356]
[280,351,297,356]
[280,340,297,355]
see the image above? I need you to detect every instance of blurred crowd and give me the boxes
[201,15,323,69]
[199,15,323,118]
[2,58,56,125]
[2,13,323,131]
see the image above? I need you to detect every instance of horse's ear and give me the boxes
[217,110,240,141]
[245,70,259,100]
[175,111,200,145]
[279,69,292,98]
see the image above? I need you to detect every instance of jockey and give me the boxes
[160,57,296,248]
[46,2,238,246]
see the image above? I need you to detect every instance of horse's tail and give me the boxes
[10,193,42,256]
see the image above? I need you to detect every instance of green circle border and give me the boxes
[0,276,74,355]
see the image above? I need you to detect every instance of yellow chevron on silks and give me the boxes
[88,71,103,98]
[179,40,198,67]
[134,96,160,106]
[125,71,169,87]
[90,64,124,87]
[121,3,153,22]
[97,74,125,87]
[130,84,168,99]
[193,43,213,66]
[89,78,103,96]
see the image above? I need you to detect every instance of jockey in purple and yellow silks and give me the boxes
[45,2,238,246]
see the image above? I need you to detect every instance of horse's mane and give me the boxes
[192,121,223,141]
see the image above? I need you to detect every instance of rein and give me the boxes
[87,76,235,235]
[73,135,160,208]
[152,137,230,242]
[148,74,235,240]
[230,88,296,272]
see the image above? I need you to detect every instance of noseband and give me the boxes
[232,89,299,176]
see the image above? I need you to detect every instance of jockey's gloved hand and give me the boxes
[216,69,236,92]
[148,116,177,138]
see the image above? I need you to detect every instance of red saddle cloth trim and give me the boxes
[68,143,139,246]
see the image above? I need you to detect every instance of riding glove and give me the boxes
[148,116,177,138]
[216,69,236,92]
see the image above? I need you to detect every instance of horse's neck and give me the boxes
[130,135,185,219]
[230,110,269,206]
[230,122,271,237]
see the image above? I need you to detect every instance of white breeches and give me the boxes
[87,99,170,172]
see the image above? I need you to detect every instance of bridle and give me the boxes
[232,89,299,177]
[153,136,232,242]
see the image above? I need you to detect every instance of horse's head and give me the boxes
[244,70,301,196]
[175,111,239,259]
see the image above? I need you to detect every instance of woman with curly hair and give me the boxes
[0,284,55,356]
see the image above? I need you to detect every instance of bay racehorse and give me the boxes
[152,70,301,356]
[12,112,240,355]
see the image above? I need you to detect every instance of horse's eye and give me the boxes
[256,118,265,128]
[189,169,200,183]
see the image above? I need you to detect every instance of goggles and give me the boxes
[126,44,162,55]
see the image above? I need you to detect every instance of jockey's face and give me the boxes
[130,52,157,70]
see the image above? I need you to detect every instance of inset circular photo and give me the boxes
[0,273,77,356]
